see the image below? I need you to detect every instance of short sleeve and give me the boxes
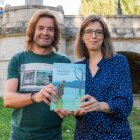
[7,55,20,80]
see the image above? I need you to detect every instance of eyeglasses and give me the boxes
[83,29,104,37]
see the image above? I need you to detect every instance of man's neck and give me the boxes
[31,45,53,55]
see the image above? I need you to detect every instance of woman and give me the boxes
[74,15,133,140]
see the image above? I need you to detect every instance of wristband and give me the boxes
[31,93,35,103]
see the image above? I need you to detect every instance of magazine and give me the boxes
[50,63,86,111]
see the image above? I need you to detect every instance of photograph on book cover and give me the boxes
[19,63,53,92]
[50,63,86,111]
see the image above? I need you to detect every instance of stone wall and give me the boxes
[25,0,43,6]
[0,5,140,96]
[1,5,64,35]
[64,15,140,38]
[64,15,140,60]
[0,15,2,27]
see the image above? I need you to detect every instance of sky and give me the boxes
[0,0,81,15]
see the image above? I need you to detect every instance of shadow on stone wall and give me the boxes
[118,51,140,94]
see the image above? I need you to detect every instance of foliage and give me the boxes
[121,0,140,15]
[80,0,140,15]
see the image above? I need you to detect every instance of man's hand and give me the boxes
[33,84,58,105]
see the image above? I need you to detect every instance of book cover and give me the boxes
[50,63,86,111]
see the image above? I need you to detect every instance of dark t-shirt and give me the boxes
[7,51,70,140]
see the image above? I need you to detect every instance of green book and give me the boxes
[50,63,86,111]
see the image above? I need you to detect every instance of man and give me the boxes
[4,9,70,140]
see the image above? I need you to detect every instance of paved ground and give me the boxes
[133,94,140,109]
[134,99,140,109]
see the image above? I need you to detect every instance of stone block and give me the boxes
[117,28,124,34]
[124,33,134,38]
[135,29,140,37]
[111,32,119,38]
[25,0,43,5]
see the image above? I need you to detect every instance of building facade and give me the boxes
[0,4,140,96]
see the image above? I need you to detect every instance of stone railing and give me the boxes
[0,5,64,37]
[64,15,140,39]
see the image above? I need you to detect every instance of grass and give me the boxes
[0,98,11,140]
[0,98,140,140]
[62,116,75,140]
[129,107,140,140]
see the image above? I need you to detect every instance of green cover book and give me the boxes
[50,63,86,111]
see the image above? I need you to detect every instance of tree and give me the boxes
[74,67,85,97]
[121,0,140,15]
[80,0,140,15]
[80,0,117,15]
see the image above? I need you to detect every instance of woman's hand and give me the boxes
[33,84,58,105]
[55,109,73,118]
[80,94,110,113]
[73,110,86,116]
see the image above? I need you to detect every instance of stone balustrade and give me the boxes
[64,15,140,39]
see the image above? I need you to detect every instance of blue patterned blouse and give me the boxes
[74,54,133,140]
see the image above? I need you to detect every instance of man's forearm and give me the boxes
[4,92,33,109]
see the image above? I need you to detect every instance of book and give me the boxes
[50,63,86,111]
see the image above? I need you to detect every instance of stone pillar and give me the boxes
[0,15,2,27]
[25,0,43,5]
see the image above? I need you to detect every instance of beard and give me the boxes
[33,35,54,49]
[34,41,52,49]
